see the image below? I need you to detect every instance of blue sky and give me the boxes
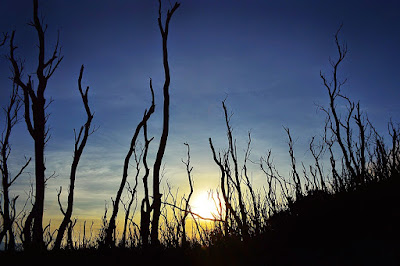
[1,0,399,221]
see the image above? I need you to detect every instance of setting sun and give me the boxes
[191,191,219,219]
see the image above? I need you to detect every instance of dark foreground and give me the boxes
[1,176,399,266]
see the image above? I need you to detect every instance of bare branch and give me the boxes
[9,157,31,186]
[57,187,66,216]
[0,32,8,46]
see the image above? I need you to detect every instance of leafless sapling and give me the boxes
[120,148,143,247]
[242,132,261,235]
[284,127,303,199]
[140,105,154,247]
[105,79,155,247]
[369,120,400,180]
[259,150,290,216]
[209,100,250,240]
[0,85,31,250]
[180,142,194,247]
[54,65,94,249]
[309,136,327,191]
[209,138,242,237]
[222,101,249,238]
[320,26,370,189]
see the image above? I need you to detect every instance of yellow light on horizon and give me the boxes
[191,190,219,220]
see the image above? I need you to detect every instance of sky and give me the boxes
[0,0,399,224]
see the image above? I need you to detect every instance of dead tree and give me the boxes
[150,0,180,245]
[320,25,369,189]
[140,110,154,247]
[8,0,63,249]
[209,100,250,240]
[120,181,139,248]
[105,79,155,247]
[387,122,400,176]
[284,127,303,199]
[54,65,94,249]
[309,136,327,191]
[242,132,261,234]
[260,150,290,216]
[180,142,194,247]
[223,101,248,236]
[369,120,400,181]
[120,145,143,247]
[0,85,31,250]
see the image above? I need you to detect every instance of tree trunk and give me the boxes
[54,65,93,249]
[9,0,63,250]
[150,0,180,246]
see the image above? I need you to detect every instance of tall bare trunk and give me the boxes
[150,0,180,246]
[8,0,63,250]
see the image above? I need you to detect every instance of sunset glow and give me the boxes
[191,191,219,220]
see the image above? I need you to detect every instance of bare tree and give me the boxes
[284,127,303,199]
[320,25,369,189]
[242,132,262,234]
[120,145,143,248]
[223,101,248,237]
[105,79,155,247]
[8,0,63,249]
[105,0,180,247]
[180,142,194,247]
[140,108,154,247]
[0,85,31,250]
[54,65,94,249]
[105,2,180,245]
[309,136,327,191]
[259,150,290,216]
[120,180,139,248]
[369,120,400,181]
[150,0,180,245]
[209,100,250,240]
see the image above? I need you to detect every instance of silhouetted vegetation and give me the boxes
[8,0,63,250]
[54,65,95,250]
[0,1,399,265]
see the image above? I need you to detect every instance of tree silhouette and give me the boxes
[209,100,251,240]
[93,0,180,248]
[0,85,31,250]
[180,143,194,247]
[150,0,180,246]
[105,79,154,247]
[320,25,369,190]
[54,65,94,249]
[8,0,63,249]
[139,98,154,247]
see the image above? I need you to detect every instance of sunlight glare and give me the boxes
[191,191,217,220]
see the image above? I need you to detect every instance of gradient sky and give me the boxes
[1,0,399,222]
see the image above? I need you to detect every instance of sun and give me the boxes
[191,191,218,219]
